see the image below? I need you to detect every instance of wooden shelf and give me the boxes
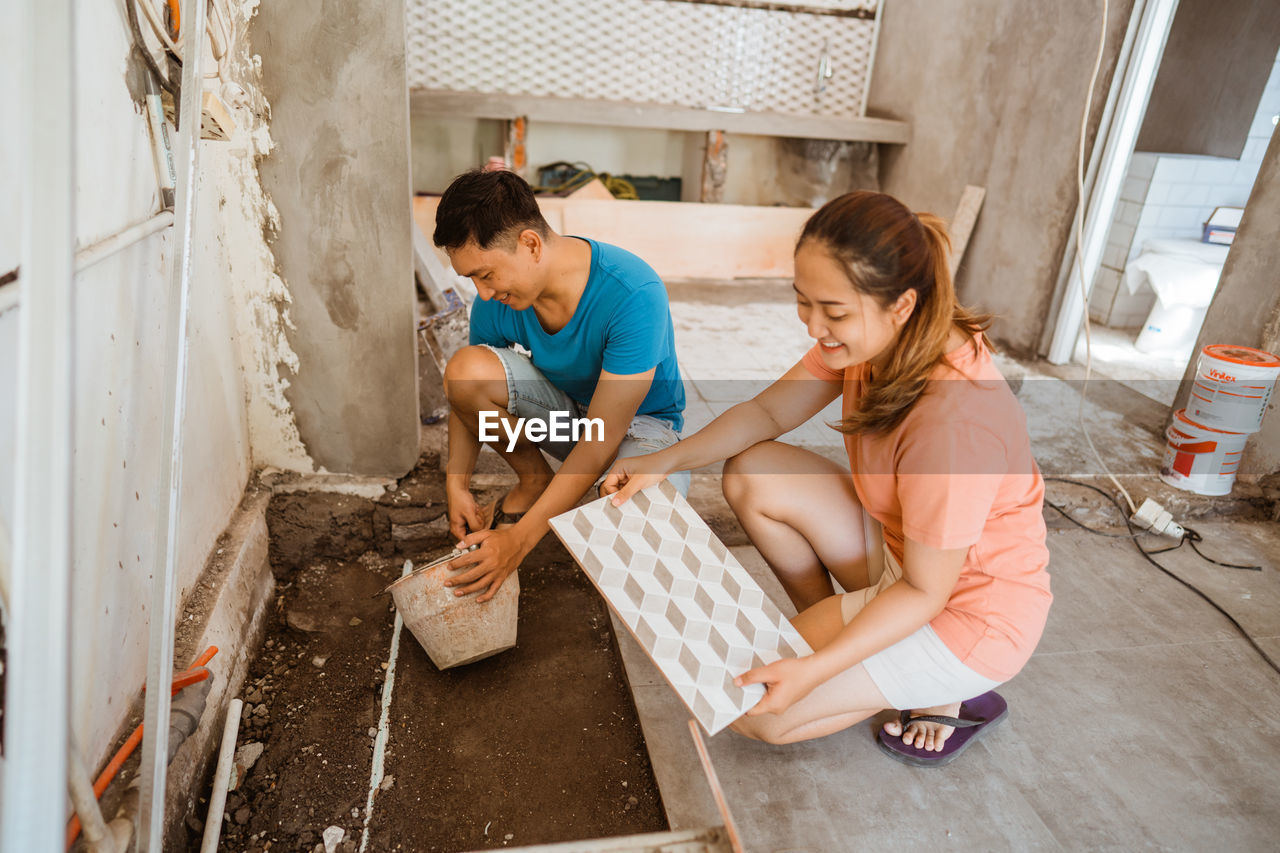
[409,89,909,144]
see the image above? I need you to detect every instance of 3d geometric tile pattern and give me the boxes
[406,0,881,119]
[549,481,812,735]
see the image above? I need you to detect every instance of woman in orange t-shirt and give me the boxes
[603,191,1051,766]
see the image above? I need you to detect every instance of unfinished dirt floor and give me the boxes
[197,458,667,852]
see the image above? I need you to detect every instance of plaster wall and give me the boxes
[1176,129,1280,480]
[865,0,1136,355]
[0,0,298,767]
[255,0,420,477]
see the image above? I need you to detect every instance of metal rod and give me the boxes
[0,0,75,850]
[75,210,174,273]
[136,0,207,848]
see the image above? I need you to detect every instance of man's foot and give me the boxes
[881,701,962,753]
[486,476,551,529]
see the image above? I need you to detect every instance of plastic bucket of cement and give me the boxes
[1188,344,1280,434]
[1159,409,1248,496]
[385,560,518,670]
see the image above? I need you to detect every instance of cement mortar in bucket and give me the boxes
[385,556,519,669]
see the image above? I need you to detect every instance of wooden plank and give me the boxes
[948,185,985,279]
[410,89,910,144]
[700,131,728,203]
[412,195,808,280]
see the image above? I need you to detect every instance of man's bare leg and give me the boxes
[443,346,553,520]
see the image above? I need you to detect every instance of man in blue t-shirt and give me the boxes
[434,169,686,602]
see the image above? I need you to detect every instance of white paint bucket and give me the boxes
[1160,409,1249,496]
[1188,344,1280,434]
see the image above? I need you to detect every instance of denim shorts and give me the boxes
[480,345,691,496]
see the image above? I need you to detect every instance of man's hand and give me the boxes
[734,656,824,717]
[443,526,533,603]
[446,486,487,541]
[600,451,674,506]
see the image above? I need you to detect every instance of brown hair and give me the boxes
[798,191,990,434]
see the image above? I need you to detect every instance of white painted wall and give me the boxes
[0,0,300,767]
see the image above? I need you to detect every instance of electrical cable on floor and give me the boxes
[1045,477,1278,677]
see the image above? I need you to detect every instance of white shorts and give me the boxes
[839,517,1002,711]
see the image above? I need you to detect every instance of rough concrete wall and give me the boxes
[866,0,1135,355]
[254,0,420,476]
[1175,129,1280,480]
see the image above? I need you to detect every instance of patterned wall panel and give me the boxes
[406,0,882,118]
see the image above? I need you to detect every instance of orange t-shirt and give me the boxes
[801,334,1051,682]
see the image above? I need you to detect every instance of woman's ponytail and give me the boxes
[798,193,990,434]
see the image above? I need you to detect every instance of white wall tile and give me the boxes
[1156,157,1201,183]
[1128,152,1157,180]
[1120,177,1148,203]
[1193,159,1239,185]
[1103,243,1126,269]
[1145,182,1172,206]
[1165,183,1205,206]
[1110,221,1136,246]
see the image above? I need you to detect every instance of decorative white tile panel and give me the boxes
[406,0,881,119]
[549,480,811,735]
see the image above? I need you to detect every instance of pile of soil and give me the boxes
[196,467,666,852]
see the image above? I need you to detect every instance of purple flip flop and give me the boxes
[875,691,1008,767]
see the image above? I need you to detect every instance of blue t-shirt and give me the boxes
[468,238,685,431]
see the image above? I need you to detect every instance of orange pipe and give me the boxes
[166,0,181,38]
[65,647,220,848]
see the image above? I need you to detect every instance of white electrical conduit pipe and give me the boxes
[69,733,115,853]
[0,211,176,317]
[136,0,207,848]
[199,698,244,853]
[75,211,175,273]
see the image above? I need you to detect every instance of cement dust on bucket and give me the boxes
[384,548,519,669]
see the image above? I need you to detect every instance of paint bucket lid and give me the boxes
[1171,408,1247,437]
[1201,344,1280,369]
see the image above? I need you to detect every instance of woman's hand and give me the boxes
[735,656,826,717]
[600,452,673,505]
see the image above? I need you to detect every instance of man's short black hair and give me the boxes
[432,168,552,250]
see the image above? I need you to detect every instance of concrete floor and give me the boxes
[1072,323,1192,408]
[643,281,1280,851]
[432,280,1280,850]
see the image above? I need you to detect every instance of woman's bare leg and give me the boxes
[722,441,870,612]
[731,595,889,744]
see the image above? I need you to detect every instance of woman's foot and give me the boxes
[882,701,962,752]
